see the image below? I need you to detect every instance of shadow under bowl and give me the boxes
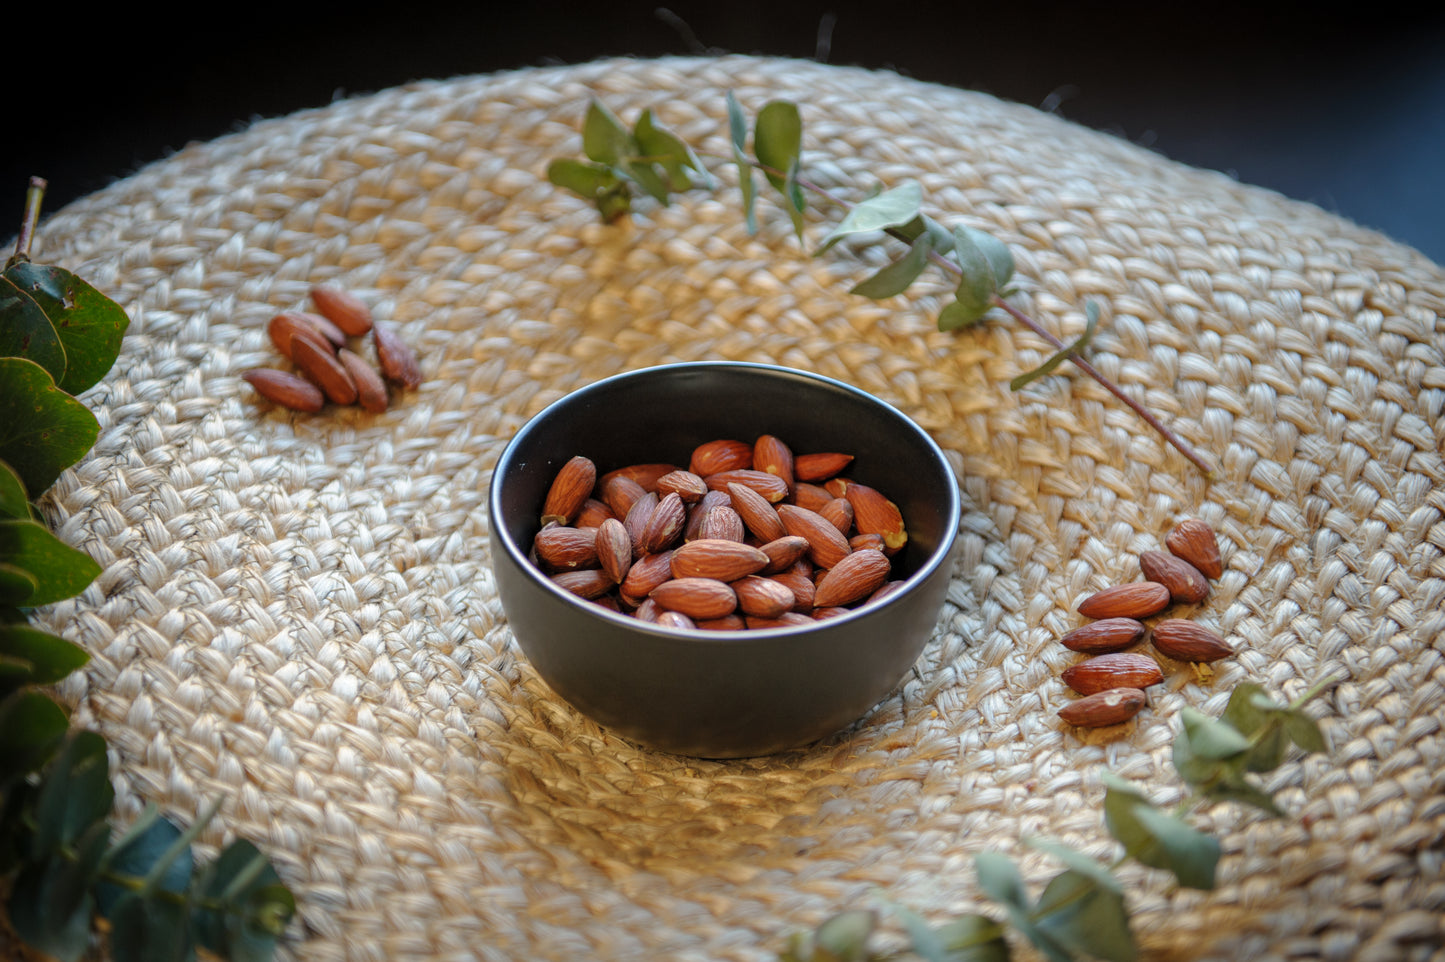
[488,361,962,757]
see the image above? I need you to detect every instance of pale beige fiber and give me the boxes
[20,56,1445,960]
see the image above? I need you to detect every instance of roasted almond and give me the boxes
[849,532,886,553]
[818,498,854,536]
[758,535,810,574]
[541,455,597,526]
[1061,653,1164,695]
[595,517,632,584]
[745,612,815,630]
[372,320,422,389]
[866,580,909,605]
[533,525,599,571]
[655,610,697,631]
[1059,618,1148,654]
[689,439,753,476]
[705,469,789,503]
[843,482,908,553]
[656,469,708,503]
[769,567,816,612]
[776,504,852,570]
[670,539,770,582]
[638,491,687,554]
[242,369,325,412]
[619,550,675,604]
[813,548,891,608]
[599,474,647,520]
[574,498,617,529]
[1151,619,1235,662]
[695,505,746,543]
[650,577,737,620]
[1058,688,1147,727]
[268,312,335,361]
[601,463,679,492]
[623,491,659,556]
[292,336,358,405]
[695,613,747,631]
[752,434,795,493]
[1166,519,1223,579]
[792,482,835,513]
[310,284,374,335]
[1139,550,1209,604]
[1076,582,1172,620]
[732,575,796,619]
[793,452,854,482]
[550,569,614,600]
[338,349,389,413]
[727,482,787,542]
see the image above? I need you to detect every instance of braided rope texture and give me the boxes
[23,56,1445,961]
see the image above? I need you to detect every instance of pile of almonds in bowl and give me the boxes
[529,435,912,630]
[1058,518,1231,728]
[242,285,421,413]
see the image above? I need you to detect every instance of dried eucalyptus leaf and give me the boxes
[816,183,923,254]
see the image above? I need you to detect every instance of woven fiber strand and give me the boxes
[17,55,1445,961]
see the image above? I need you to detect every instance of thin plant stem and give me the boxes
[9,176,47,268]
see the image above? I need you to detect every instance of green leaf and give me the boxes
[193,839,295,962]
[1171,734,1284,817]
[1034,869,1136,962]
[1102,774,1220,890]
[817,183,924,254]
[0,562,39,607]
[633,108,711,190]
[1179,706,1252,760]
[547,158,621,197]
[726,92,758,233]
[850,232,935,299]
[811,910,876,962]
[0,622,89,698]
[1025,838,1123,894]
[946,225,1004,329]
[0,269,67,384]
[581,99,633,166]
[0,460,32,519]
[937,297,990,332]
[1010,301,1099,391]
[2,262,129,396]
[889,902,1009,962]
[1282,709,1327,755]
[0,517,102,607]
[109,892,196,962]
[753,100,803,196]
[956,225,1015,290]
[0,357,100,496]
[97,810,193,918]
[974,851,1029,912]
[7,816,110,962]
[0,689,69,778]
[31,731,114,856]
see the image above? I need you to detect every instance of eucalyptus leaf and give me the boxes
[1034,869,1136,962]
[0,622,89,692]
[96,813,192,918]
[1221,685,1288,772]
[1171,735,1284,816]
[1010,301,1099,391]
[31,731,113,855]
[1282,709,1327,754]
[0,516,102,607]
[936,296,990,332]
[812,910,876,962]
[1025,838,1123,894]
[193,839,295,962]
[1180,706,1252,761]
[0,270,67,385]
[955,225,1015,290]
[582,99,633,166]
[547,158,621,197]
[634,108,711,189]
[3,262,129,396]
[0,357,101,496]
[817,183,924,253]
[109,892,195,962]
[6,817,109,962]
[1101,774,1219,890]
[0,689,69,777]
[624,159,673,205]
[0,460,31,518]
[0,562,39,607]
[973,851,1029,911]
[935,915,1011,962]
[850,232,935,299]
[753,100,803,196]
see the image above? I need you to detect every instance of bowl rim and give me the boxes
[488,360,962,642]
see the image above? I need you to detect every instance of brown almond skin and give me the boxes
[372,321,422,388]
[844,481,908,553]
[1139,550,1210,605]
[311,284,374,335]
[732,575,796,619]
[656,469,708,503]
[814,549,891,608]
[574,498,616,529]
[601,463,678,492]
[1059,688,1147,727]
[705,469,789,503]
[865,580,909,605]
[792,482,835,513]
[268,312,335,361]
[242,369,325,412]
[650,577,737,620]
[689,439,753,476]
[655,610,697,631]
[758,535,810,574]
[695,505,746,543]
[599,475,647,520]
[818,498,855,536]
[695,613,747,631]
[550,569,614,600]
[292,310,348,347]
[1151,619,1235,662]
[619,551,675,604]
[338,349,389,413]
[776,504,852,570]
[594,518,632,584]
[1059,618,1148,654]
[1061,653,1165,695]
[752,434,795,493]
[291,336,358,405]
[534,525,600,571]
[623,491,659,557]
[1076,582,1172,620]
[542,456,597,526]
[1166,519,1224,579]
[794,452,854,482]
[639,491,687,554]
[769,567,816,613]
[727,482,787,543]
[670,539,770,582]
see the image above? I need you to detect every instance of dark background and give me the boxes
[9,3,1444,264]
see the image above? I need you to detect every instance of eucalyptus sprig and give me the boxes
[1,179,296,962]
[547,99,1215,477]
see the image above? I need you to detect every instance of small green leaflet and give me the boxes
[726,92,758,234]
[753,100,806,239]
[1,262,129,396]
[1101,773,1220,890]
[0,358,100,497]
[938,225,1016,331]
[851,233,937,299]
[0,517,102,608]
[1010,301,1100,391]
[816,183,923,254]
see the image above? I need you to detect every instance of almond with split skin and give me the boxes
[1139,550,1209,604]
[541,455,596,526]
[310,284,374,336]
[1058,688,1147,727]
[242,369,325,413]
[1166,518,1223,579]
[1151,619,1235,663]
[1076,582,1172,620]
[1059,618,1148,654]
[1061,652,1164,695]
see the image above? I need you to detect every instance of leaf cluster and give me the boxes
[781,681,1331,962]
[1,182,295,960]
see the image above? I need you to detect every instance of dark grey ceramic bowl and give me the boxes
[488,362,961,757]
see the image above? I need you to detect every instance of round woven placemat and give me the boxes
[21,55,1445,961]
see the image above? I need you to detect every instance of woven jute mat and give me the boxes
[21,55,1445,960]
